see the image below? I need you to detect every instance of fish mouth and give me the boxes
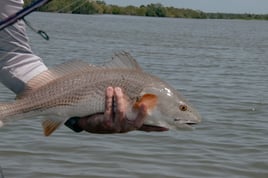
[138,120,199,132]
[138,124,169,132]
[185,122,198,126]
[184,122,197,128]
[174,118,200,129]
[138,122,197,132]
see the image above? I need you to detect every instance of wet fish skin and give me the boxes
[0,52,201,135]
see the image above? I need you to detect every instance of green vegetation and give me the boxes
[24,0,268,20]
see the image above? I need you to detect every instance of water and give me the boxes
[0,12,268,178]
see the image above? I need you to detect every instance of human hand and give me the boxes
[64,87,147,133]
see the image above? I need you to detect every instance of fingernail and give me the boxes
[115,87,121,93]
[107,86,113,92]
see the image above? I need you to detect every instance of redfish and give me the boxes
[0,52,201,136]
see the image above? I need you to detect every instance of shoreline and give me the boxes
[24,0,268,20]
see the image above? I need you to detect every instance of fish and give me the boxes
[0,52,201,136]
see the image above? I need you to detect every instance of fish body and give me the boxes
[0,52,201,135]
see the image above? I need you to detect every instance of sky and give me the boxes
[104,0,268,14]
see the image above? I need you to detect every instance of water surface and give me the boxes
[0,13,268,178]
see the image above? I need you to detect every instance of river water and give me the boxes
[0,13,267,178]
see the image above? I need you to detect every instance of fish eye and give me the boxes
[179,104,188,111]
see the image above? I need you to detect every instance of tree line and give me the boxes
[24,0,268,20]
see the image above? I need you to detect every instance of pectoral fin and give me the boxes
[42,119,63,136]
[133,94,158,112]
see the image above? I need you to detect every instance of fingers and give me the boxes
[104,86,114,119]
[91,86,148,133]
[104,86,125,120]
[103,86,126,132]
[114,87,125,121]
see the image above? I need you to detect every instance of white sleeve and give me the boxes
[0,0,48,94]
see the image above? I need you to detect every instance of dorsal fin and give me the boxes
[16,60,96,99]
[103,52,142,70]
[48,60,96,78]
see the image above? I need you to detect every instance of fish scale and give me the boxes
[3,69,151,119]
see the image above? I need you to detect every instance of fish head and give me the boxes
[137,84,201,132]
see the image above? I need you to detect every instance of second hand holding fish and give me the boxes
[66,87,148,133]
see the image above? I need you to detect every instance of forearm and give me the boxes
[0,0,47,94]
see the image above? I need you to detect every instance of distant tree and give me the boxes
[110,5,122,15]
[102,5,112,14]
[71,1,94,14]
[136,6,146,16]
[124,5,137,15]
[91,1,104,14]
[145,3,167,17]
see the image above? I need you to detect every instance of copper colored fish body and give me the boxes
[0,52,201,135]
